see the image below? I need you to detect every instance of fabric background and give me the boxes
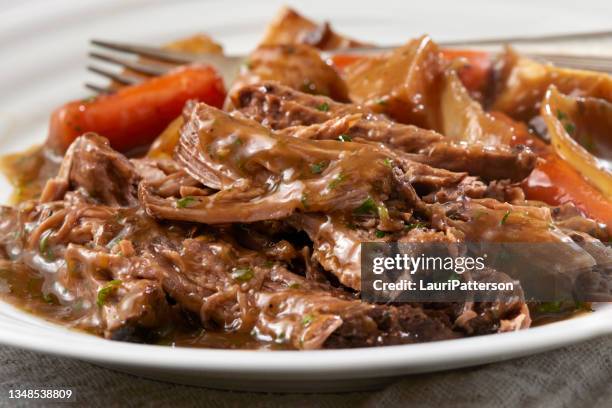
[1,334,611,407]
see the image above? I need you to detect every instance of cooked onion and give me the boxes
[541,86,612,200]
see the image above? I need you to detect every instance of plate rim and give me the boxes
[0,301,610,379]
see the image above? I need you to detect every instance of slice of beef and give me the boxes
[231,82,537,181]
[232,82,443,151]
[144,102,444,225]
[288,213,462,291]
[0,195,176,341]
[41,133,140,206]
[154,233,461,349]
[414,142,537,182]
[430,198,612,302]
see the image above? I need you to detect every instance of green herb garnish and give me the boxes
[405,221,427,230]
[556,109,567,120]
[176,196,196,208]
[317,102,330,112]
[383,158,392,167]
[289,282,301,289]
[338,134,352,142]
[39,230,54,261]
[302,314,314,325]
[231,267,254,282]
[375,230,386,238]
[564,122,576,134]
[354,197,377,215]
[96,280,122,307]
[500,210,511,225]
[310,161,328,174]
[328,173,346,190]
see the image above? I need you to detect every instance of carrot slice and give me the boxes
[48,65,226,153]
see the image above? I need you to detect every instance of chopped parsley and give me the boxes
[581,134,595,152]
[96,280,122,307]
[383,158,392,167]
[310,161,328,174]
[289,282,301,289]
[231,267,254,282]
[39,230,54,261]
[405,221,427,230]
[176,196,196,208]
[556,109,576,135]
[375,98,387,106]
[354,197,377,215]
[316,102,330,112]
[302,314,314,325]
[338,134,352,142]
[327,173,346,190]
[556,109,567,120]
[375,230,386,238]
[500,210,511,225]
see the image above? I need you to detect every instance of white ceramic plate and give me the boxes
[0,0,611,392]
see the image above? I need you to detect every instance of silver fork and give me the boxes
[86,29,612,93]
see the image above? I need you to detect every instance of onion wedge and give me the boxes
[541,86,612,200]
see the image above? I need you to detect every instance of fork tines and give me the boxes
[87,39,196,93]
[86,31,612,94]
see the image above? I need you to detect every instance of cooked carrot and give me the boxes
[48,65,226,153]
[522,154,612,234]
[493,111,612,233]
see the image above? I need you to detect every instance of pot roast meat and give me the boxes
[230,82,537,181]
[0,194,466,349]
[416,141,537,182]
[168,234,460,349]
[231,82,444,147]
[145,102,417,224]
[41,133,140,207]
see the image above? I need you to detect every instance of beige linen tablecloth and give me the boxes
[1,334,611,407]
